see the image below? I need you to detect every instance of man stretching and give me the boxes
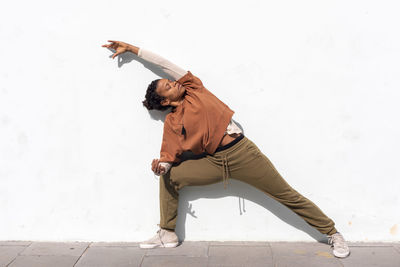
[102,40,350,258]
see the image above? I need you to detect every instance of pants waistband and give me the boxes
[215,134,244,153]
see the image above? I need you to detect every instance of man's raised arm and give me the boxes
[102,40,188,80]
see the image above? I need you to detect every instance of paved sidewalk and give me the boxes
[1,240,399,267]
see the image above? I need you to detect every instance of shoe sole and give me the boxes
[139,242,179,249]
[333,250,351,258]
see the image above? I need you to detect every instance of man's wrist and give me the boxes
[127,44,139,55]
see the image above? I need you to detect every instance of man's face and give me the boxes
[156,79,186,106]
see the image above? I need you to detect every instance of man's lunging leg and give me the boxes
[140,155,222,249]
[159,171,180,231]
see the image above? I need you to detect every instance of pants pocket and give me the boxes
[246,141,280,174]
[245,142,262,158]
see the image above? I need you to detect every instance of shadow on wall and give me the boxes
[113,51,175,122]
[111,50,249,126]
[111,50,327,243]
[175,179,329,243]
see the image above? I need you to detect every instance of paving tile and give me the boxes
[338,247,400,267]
[394,244,400,254]
[75,246,146,267]
[0,246,27,267]
[269,242,341,267]
[21,242,89,256]
[141,255,208,267]
[0,241,31,246]
[90,242,139,247]
[348,242,396,247]
[8,255,78,267]
[209,241,270,247]
[208,245,273,267]
[270,241,330,248]
[145,241,208,257]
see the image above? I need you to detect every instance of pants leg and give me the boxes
[159,155,222,230]
[160,135,338,235]
[226,137,338,236]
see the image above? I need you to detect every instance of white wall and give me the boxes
[1,0,399,242]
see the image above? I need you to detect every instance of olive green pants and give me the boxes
[159,136,337,235]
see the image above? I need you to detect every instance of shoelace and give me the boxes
[328,233,347,249]
[157,223,164,246]
[222,153,230,189]
[156,226,165,247]
[239,197,246,215]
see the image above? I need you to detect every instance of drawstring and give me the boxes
[239,197,246,215]
[222,153,230,189]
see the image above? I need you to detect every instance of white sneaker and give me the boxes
[328,232,350,258]
[139,228,179,249]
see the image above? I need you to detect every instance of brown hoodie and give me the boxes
[160,71,234,163]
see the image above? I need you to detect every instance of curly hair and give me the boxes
[142,79,170,111]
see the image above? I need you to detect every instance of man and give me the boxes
[102,40,350,258]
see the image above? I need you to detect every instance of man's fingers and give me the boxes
[159,166,166,175]
[112,52,121,59]
[151,159,165,175]
[107,40,118,46]
[151,159,159,172]
[158,162,163,174]
[102,44,114,49]
[157,162,161,173]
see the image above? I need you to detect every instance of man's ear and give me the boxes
[161,99,170,106]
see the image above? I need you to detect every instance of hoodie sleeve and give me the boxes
[159,118,184,163]
[176,71,204,90]
[138,48,188,80]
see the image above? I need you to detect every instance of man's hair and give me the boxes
[142,79,170,111]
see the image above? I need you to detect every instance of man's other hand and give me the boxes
[102,40,131,59]
[151,158,166,176]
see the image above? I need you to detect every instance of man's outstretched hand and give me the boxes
[151,158,166,176]
[101,40,132,59]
